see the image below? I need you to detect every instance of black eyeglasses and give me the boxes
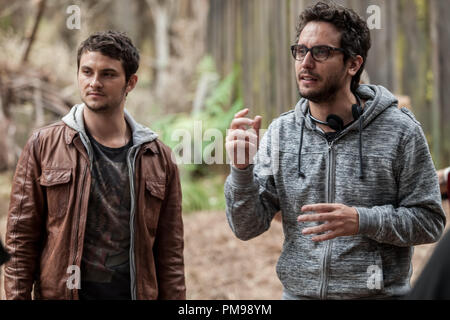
[291,44,346,62]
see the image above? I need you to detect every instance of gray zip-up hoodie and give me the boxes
[62,103,158,300]
[224,84,446,299]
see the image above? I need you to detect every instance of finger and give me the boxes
[229,140,245,166]
[225,140,258,149]
[311,230,340,242]
[234,108,249,118]
[253,116,262,148]
[226,129,246,142]
[302,222,336,235]
[252,116,262,133]
[297,213,336,223]
[230,117,254,130]
[226,140,258,165]
[226,130,258,143]
[301,203,340,213]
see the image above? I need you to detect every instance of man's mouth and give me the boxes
[87,92,105,96]
[299,74,319,82]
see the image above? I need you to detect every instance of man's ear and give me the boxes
[348,55,363,77]
[126,74,138,93]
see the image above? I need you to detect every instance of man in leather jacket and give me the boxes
[3,31,185,300]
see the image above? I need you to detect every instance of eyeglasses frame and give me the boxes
[290,44,347,62]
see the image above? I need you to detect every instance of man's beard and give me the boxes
[298,69,345,104]
[83,101,112,113]
[82,87,127,113]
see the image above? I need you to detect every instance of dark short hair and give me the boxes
[77,30,140,83]
[296,2,371,92]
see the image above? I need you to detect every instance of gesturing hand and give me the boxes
[225,108,262,170]
[297,203,359,242]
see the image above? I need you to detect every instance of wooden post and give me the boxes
[430,0,441,169]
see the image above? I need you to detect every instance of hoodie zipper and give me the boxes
[319,140,335,299]
[307,117,365,299]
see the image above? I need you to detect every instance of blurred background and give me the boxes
[0,0,449,299]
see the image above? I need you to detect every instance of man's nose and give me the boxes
[90,75,103,88]
[300,51,315,69]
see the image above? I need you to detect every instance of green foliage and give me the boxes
[0,15,12,31]
[152,56,242,213]
[180,171,227,214]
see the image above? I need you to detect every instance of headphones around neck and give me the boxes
[308,94,363,132]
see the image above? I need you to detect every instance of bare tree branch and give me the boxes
[22,0,47,63]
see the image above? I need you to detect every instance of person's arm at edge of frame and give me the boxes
[153,153,186,300]
[4,131,45,299]
[407,230,450,299]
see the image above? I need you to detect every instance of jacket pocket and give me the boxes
[146,180,166,201]
[39,168,72,218]
[144,179,166,232]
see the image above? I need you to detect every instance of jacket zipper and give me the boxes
[70,161,88,299]
[127,147,138,300]
[319,140,335,299]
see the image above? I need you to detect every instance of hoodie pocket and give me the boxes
[327,242,384,299]
[39,168,72,218]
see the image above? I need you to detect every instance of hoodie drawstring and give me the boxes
[298,118,306,178]
[298,115,365,180]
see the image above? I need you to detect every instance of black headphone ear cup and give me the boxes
[352,104,362,121]
[327,114,344,131]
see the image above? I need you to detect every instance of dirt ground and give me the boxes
[1,203,449,300]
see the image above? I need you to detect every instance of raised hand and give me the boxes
[225,108,262,170]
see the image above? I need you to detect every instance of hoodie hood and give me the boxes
[354,84,399,128]
[62,103,158,147]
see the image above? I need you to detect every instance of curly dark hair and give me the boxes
[295,2,371,92]
[77,30,140,83]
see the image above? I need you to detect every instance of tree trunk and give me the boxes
[147,0,174,102]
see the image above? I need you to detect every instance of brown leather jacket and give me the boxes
[4,105,185,300]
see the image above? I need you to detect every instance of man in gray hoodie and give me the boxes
[224,2,446,299]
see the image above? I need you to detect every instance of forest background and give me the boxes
[1,0,449,299]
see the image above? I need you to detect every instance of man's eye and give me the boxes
[315,47,329,56]
[298,48,308,55]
